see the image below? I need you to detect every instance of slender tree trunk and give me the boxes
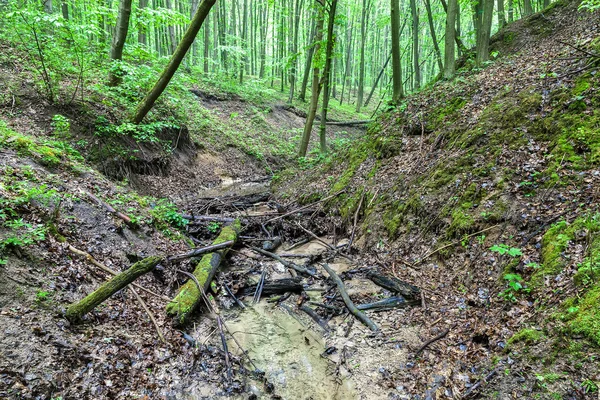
[299,17,317,101]
[165,0,177,54]
[424,0,443,73]
[391,0,404,102]
[138,0,148,44]
[318,0,338,154]
[508,0,514,21]
[288,0,305,103]
[298,7,324,157]
[524,0,533,15]
[61,0,68,19]
[364,51,391,107]
[444,0,457,79]
[410,0,420,90]
[132,0,217,123]
[239,0,248,84]
[356,0,370,112]
[339,12,354,105]
[475,0,494,66]
[497,0,506,27]
[203,7,210,72]
[108,0,133,86]
[43,0,53,13]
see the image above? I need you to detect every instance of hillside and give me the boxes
[277,0,600,397]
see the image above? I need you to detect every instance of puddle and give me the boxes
[224,302,356,399]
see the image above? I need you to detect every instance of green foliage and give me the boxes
[0,218,47,251]
[94,117,178,145]
[36,290,51,302]
[206,221,221,234]
[490,243,523,257]
[51,114,70,138]
[579,0,600,11]
[499,273,530,302]
[149,199,188,231]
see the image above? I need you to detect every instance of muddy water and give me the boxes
[225,302,356,399]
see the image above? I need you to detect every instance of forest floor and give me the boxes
[1,0,600,399]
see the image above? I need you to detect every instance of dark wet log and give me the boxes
[262,236,282,251]
[66,256,164,322]
[357,296,420,311]
[167,240,235,262]
[249,246,316,277]
[368,272,421,299]
[321,263,378,332]
[299,304,330,332]
[166,220,241,325]
[240,277,303,297]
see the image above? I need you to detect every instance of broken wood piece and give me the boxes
[217,316,233,383]
[265,190,345,224]
[67,245,172,302]
[240,277,303,297]
[85,191,135,228]
[357,296,420,311]
[66,255,164,322]
[224,284,245,308]
[414,324,455,357]
[249,246,316,277]
[262,236,282,251]
[167,240,235,262]
[253,269,267,304]
[166,220,241,325]
[320,263,378,332]
[308,301,343,314]
[299,304,330,332]
[368,272,421,299]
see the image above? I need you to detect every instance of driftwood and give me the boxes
[85,191,135,227]
[66,256,164,322]
[166,220,241,325]
[368,272,421,299]
[357,296,420,311]
[249,246,316,277]
[265,190,345,224]
[240,277,303,297]
[299,304,330,332]
[167,240,235,262]
[321,263,378,332]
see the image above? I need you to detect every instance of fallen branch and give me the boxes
[84,191,135,227]
[166,220,241,325]
[347,192,365,252]
[299,304,330,332]
[253,269,267,304]
[325,119,372,126]
[368,272,421,299]
[182,214,237,223]
[414,325,455,357]
[265,190,345,224]
[217,316,232,383]
[357,296,420,311]
[66,255,164,322]
[167,240,235,262]
[320,263,378,332]
[464,369,498,398]
[129,286,166,344]
[224,284,245,308]
[240,277,303,297]
[67,245,171,302]
[249,246,316,277]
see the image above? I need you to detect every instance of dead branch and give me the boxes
[167,240,235,262]
[249,246,316,277]
[84,191,135,227]
[129,286,166,344]
[265,190,345,224]
[414,324,455,357]
[299,304,330,332]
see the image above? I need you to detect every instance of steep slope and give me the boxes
[277,0,600,397]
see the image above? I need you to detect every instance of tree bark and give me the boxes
[138,0,148,45]
[166,221,241,325]
[524,0,533,15]
[424,0,443,72]
[66,256,164,322]
[132,0,217,124]
[444,0,457,79]
[497,0,506,28]
[391,0,404,102]
[355,0,371,112]
[298,6,324,157]
[410,0,421,90]
[318,0,338,154]
[475,0,494,66]
[108,0,133,86]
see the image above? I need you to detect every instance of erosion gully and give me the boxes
[176,177,419,400]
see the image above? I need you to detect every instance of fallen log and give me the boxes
[66,255,164,322]
[249,246,316,277]
[368,272,421,299]
[166,220,241,325]
[240,277,303,297]
[167,240,235,262]
[321,263,378,332]
[357,296,420,311]
[325,119,372,126]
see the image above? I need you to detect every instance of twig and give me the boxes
[84,191,135,227]
[414,324,455,357]
[296,222,337,251]
[265,190,345,224]
[217,316,232,383]
[167,241,234,262]
[464,369,498,398]
[224,284,246,309]
[320,263,378,332]
[249,246,316,277]
[308,301,343,313]
[253,269,267,304]
[67,244,171,302]
[347,192,365,252]
[129,287,166,344]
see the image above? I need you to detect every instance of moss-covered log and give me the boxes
[66,255,163,322]
[166,220,241,325]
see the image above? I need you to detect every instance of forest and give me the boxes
[0,0,599,398]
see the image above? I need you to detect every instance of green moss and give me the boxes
[508,328,544,345]
[429,97,467,130]
[573,76,591,96]
[562,284,600,346]
[447,208,475,238]
[503,31,516,44]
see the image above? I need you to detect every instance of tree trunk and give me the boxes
[288,0,305,103]
[108,0,133,86]
[497,0,506,27]
[299,17,317,102]
[444,0,457,79]
[410,0,420,90]
[508,0,514,22]
[61,1,68,19]
[132,0,217,124]
[424,0,443,72]
[66,256,163,322]
[165,0,177,54]
[475,0,494,66]
[203,7,210,73]
[138,0,148,45]
[524,0,533,15]
[298,6,324,157]
[364,52,391,107]
[391,0,404,102]
[339,11,354,106]
[239,0,248,84]
[355,0,370,112]
[43,0,52,13]
[318,0,338,154]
